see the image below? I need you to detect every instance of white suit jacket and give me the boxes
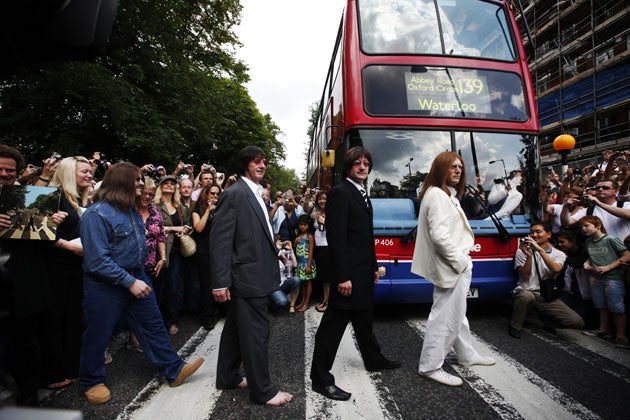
[411,186,475,288]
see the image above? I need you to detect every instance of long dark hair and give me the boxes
[419,151,466,200]
[94,162,140,210]
[194,184,221,215]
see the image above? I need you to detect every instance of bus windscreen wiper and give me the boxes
[465,185,511,243]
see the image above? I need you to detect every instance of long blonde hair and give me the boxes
[154,179,180,208]
[49,156,92,209]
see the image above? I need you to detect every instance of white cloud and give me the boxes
[235,0,345,178]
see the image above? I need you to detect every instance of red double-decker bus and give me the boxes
[306,0,540,303]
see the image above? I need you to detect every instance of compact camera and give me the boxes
[519,237,530,248]
[50,152,62,163]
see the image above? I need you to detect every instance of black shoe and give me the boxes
[311,383,351,401]
[365,358,401,372]
[508,325,521,339]
[202,318,216,331]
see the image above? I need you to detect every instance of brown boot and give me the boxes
[84,384,111,404]
[169,358,204,387]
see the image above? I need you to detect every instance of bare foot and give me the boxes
[238,377,248,389]
[297,304,308,312]
[265,391,293,406]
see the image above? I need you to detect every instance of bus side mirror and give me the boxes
[322,150,335,168]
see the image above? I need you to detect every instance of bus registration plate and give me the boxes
[467,287,479,298]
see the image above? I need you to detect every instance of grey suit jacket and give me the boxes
[209,177,280,298]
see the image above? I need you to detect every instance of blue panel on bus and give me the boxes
[371,198,417,235]
[468,218,530,236]
[374,259,517,303]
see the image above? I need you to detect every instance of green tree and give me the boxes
[265,165,301,195]
[0,0,285,174]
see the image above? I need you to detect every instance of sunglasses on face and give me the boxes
[594,185,614,191]
[253,158,269,166]
[209,191,220,196]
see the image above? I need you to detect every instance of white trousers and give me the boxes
[418,263,479,373]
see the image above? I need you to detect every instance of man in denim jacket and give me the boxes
[79,162,203,405]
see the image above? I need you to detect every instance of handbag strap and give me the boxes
[532,249,543,282]
[176,205,184,227]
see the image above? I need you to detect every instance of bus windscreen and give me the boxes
[359,0,516,61]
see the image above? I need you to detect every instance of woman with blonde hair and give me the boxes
[154,175,191,335]
[41,156,93,390]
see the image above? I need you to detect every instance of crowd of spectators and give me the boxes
[0,145,331,406]
[512,149,630,348]
[1,143,629,406]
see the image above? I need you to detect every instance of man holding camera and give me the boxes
[509,222,584,338]
[270,191,303,240]
[561,178,630,241]
[191,165,215,201]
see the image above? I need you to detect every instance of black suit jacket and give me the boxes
[326,179,378,311]
[209,177,280,298]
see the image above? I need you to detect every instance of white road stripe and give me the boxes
[304,309,402,420]
[407,318,599,420]
[121,322,224,420]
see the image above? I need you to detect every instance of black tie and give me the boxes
[360,188,368,206]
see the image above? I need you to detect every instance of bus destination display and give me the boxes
[405,70,490,114]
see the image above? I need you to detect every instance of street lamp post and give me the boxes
[553,134,576,179]
[405,157,414,177]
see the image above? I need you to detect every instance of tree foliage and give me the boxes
[0,0,287,178]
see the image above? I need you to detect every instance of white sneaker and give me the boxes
[420,369,463,387]
[460,355,496,367]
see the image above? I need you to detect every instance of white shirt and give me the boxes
[242,176,274,239]
[514,246,566,291]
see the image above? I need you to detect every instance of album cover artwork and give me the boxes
[0,185,61,241]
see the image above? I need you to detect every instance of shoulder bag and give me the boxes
[533,250,562,302]
[176,206,196,257]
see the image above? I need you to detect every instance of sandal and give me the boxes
[315,302,328,313]
[289,305,296,317]
[44,379,73,390]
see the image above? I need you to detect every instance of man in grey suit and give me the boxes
[310,146,400,401]
[210,146,292,406]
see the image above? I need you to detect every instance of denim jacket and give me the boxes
[80,201,148,289]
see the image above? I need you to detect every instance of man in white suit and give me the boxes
[411,151,495,387]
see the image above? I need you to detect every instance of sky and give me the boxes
[235,0,345,178]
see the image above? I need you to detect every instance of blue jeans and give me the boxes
[591,277,626,313]
[79,271,184,391]
[269,277,300,306]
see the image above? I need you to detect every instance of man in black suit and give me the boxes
[310,146,400,401]
[209,146,292,406]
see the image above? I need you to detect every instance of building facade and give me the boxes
[512,0,629,168]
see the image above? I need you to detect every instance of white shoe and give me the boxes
[420,369,463,387]
[460,355,496,367]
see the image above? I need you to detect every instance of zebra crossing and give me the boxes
[105,308,630,420]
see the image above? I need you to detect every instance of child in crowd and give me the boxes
[270,240,300,316]
[579,215,629,348]
[295,214,316,312]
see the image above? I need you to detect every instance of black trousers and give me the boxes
[310,306,384,386]
[216,295,278,404]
